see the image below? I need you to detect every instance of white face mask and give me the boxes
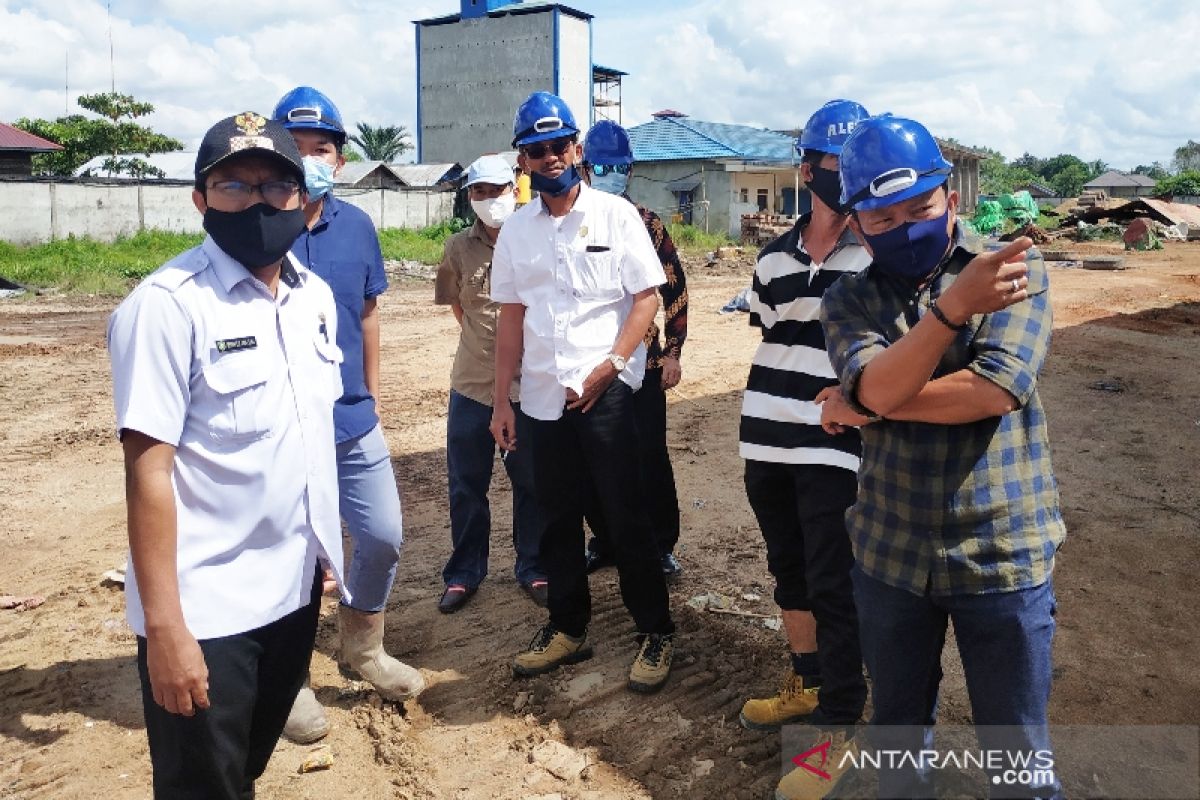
[470,193,516,228]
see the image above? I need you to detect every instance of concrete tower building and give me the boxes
[415,0,610,165]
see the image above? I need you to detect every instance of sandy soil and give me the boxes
[1,241,1197,799]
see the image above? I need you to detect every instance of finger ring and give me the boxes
[1011,279,1020,294]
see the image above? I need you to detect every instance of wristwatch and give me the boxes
[607,353,627,371]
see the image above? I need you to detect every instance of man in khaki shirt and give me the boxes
[434,154,546,613]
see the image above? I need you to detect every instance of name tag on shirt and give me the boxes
[215,336,257,353]
[585,245,611,253]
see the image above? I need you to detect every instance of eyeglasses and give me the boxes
[521,138,574,160]
[590,163,630,177]
[207,179,301,209]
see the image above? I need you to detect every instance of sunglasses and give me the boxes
[591,164,630,177]
[521,138,574,160]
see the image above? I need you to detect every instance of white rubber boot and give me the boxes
[339,606,426,701]
[282,683,329,744]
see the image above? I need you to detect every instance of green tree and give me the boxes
[1155,170,1200,198]
[1172,140,1200,173]
[1048,163,1091,197]
[348,123,412,162]
[979,147,1038,195]
[14,92,182,177]
[1134,162,1170,181]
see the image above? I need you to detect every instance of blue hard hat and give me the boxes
[512,91,579,147]
[838,115,953,211]
[583,120,633,165]
[273,86,346,144]
[797,99,870,158]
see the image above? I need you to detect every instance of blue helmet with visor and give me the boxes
[838,115,953,211]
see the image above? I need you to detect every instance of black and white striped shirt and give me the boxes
[739,216,871,471]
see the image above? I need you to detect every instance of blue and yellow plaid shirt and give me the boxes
[820,226,1066,597]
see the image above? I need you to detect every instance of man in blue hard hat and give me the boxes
[579,119,689,581]
[489,91,677,693]
[272,86,424,744]
[816,115,1064,799]
[435,153,547,613]
[731,100,873,798]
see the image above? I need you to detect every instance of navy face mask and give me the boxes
[530,164,584,197]
[807,165,846,214]
[203,203,305,270]
[861,207,953,283]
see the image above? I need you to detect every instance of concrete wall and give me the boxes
[419,10,593,166]
[0,180,455,245]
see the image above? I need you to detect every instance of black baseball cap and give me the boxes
[194,111,305,185]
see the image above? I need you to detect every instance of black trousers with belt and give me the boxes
[137,572,321,799]
[527,379,674,639]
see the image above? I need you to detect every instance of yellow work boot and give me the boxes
[513,624,593,677]
[740,670,820,731]
[628,633,674,693]
[776,728,858,800]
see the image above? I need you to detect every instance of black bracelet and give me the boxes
[929,301,969,332]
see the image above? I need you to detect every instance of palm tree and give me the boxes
[348,123,413,162]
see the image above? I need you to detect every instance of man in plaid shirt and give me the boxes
[817,116,1066,799]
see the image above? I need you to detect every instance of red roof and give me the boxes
[0,122,63,152]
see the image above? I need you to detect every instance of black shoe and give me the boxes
[661,552,682,580]
[437,584,476,614]
[522,579,549,608]
[584,549,615,574]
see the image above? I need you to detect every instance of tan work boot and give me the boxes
[740,670,820,731]
[282,683,329,744]
[339,606,426,701]
[513,624,593,677]
[775,727,858,800]
[628,633,673,693]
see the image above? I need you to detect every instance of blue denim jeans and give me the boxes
[853,566,1060,799]
[337,424,404,613]
[442,390,544,588]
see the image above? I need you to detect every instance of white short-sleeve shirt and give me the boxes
[490,183,666,421]
[108,237,346,640]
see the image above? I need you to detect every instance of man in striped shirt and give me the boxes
[737,101,871,767]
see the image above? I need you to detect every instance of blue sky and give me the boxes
[2,0,1196,170]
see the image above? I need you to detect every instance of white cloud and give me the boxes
[0,0,1194,169]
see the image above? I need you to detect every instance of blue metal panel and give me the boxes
[552,6,560,95]
[415,23,423,163]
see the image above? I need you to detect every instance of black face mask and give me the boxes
[203,203,305,270]
[807,165,847,214]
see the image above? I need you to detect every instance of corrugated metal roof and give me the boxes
[335,161,404,186]
[0,122,64,152]
[391,162,462,186]
[1084,170,1158,189]
[628,116,795,163]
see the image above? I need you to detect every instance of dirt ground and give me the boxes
[1,240,1197,800]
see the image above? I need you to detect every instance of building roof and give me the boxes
[391,162,463,186]
[0,122,64,152]
[1084,170,1158,189]
[76,151,195,179]
[629,116,796,163]
[335,161,407,186]
[1017,181,1057,197]
[416,1,591,26]
[592,64,627,79]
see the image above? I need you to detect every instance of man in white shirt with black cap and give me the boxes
[108,110,344,799]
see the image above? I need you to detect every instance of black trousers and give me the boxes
[137,573,321,800]
[586,367,682,557]
[744,459,866,724]
[528,380,674,639]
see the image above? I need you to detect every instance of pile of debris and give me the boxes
[740,212,793,246]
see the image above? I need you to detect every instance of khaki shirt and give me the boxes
[434,220,519,406]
